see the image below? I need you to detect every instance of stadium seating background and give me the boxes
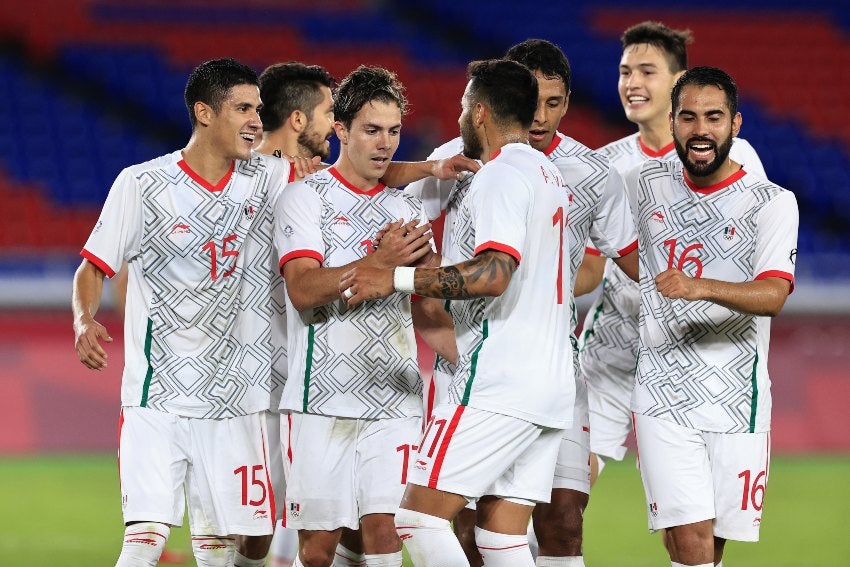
[0,0,848,453]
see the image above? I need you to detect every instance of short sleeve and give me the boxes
[274,181,325,272]
[754,190,798,291]
[80,167,143,278]
[469,162,530,264]
[588,166,638,258]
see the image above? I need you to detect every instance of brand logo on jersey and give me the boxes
[650,211,665,224]
[649,502,658,517]
[414,459,428,470]
[283,225,294,238]
[289,502,301,518]
[93,220,103,233]
[399,533,413,541]
[253,510,269,520]
[198,543,228,550]
[170,223,191,235]
[333,215,351,226]
[723,225,737,240]
[752,517,762,527]
[243,204,256,220]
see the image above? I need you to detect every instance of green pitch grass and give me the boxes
[2,454,848,566]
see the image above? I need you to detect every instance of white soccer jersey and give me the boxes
[82,151,292,419]
[581,135,768,376]
[444,143,574,429]
[626,160,797,433]
[275,167,425,420]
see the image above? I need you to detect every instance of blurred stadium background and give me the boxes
[0,0,849,564]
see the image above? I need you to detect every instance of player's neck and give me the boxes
[482,126,528,163]
[684,159,743,189]
[637,122,673,153]
[333,156,381,191]
[254,130,303,159]
[181,138,235,187]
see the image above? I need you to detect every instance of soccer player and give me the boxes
[341,58,573,567]
[406,40,639,566]
[578,21,767,484]
[628,66,797,567]
[274,65,433,567]
[73,58,293,567]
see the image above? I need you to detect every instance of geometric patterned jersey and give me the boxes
[626,159,798,433]
[580,133,768,378]
[81,150,292,419]
[274,167,424,420]
[441,143,576,429]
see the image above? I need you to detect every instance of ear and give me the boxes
[669,110,675,134]
[474,102,487,127]
[194,101,213,127]
[333,121,348,145]
[288,110,307,133]
[731,111,742,138]
[563,90,571,115]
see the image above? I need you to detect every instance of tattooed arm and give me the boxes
[338,250,518,307]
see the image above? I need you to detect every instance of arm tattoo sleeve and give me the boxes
[418,251,517,299]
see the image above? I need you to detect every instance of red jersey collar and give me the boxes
[685,168,747,194]
[543,133,562,156]
[178,159,234,192]
[638,136,675,158]
[329,167,385,196]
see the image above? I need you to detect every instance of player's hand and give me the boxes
[74,316,113,371]
[339,267,394,308]
[431,153,480,181]
[284,154,323,180]
[370,219,433,269]
[655,268,702,301]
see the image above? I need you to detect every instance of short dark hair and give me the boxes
[184,58,259,128]
[466,59,538,130]
[671,66,738,116]
[333,66,407,129]
[258,62,334,132]
[622,21,692,73]
[504,38,571,93]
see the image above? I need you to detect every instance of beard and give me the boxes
[298,122,331,160]
[674,132,733,179]
[460,114,483,160]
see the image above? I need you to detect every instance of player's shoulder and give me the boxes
[597,133,639,159]
[427,136,465,160]
[743,170,794,204]
[123,150,181,178]
[549,132,611,167]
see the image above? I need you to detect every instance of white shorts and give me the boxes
[265,410,286,522]
[634,413,770,542]
[282,412,422,531]
[119,406,275,536]
[552,370,590,493]
[408,404,562,505]
[585,357,634,461]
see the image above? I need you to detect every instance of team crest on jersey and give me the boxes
[283,225,294,238]
[723,225,737,240]
[288,502,301,518]
[243,204,256,221]
[649,502,658,517]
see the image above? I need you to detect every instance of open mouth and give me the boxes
[371,156,389,167]
[240,132,256,143]
[687,139,716,160]
[528,129,548,142]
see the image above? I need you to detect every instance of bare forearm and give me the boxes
[692,278,790,316]
[287,256,375,310]
[412,298,457,364]
[574,253,607,296]
[381,161,436,188]
[412,251,516,299]
[72,260,105,324]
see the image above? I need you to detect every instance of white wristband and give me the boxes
[393,266,416,294]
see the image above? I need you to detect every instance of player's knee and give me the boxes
[533,497,585,554]
[192,535,237,566]
[297,541,335,567]
[116,522,170,567]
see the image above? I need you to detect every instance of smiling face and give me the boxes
[527,70,568,152]
[298,85,335,159]
[206,83,263,161]
[618,43,682,132]
[672,83,741,183]
[335,99,401,187]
